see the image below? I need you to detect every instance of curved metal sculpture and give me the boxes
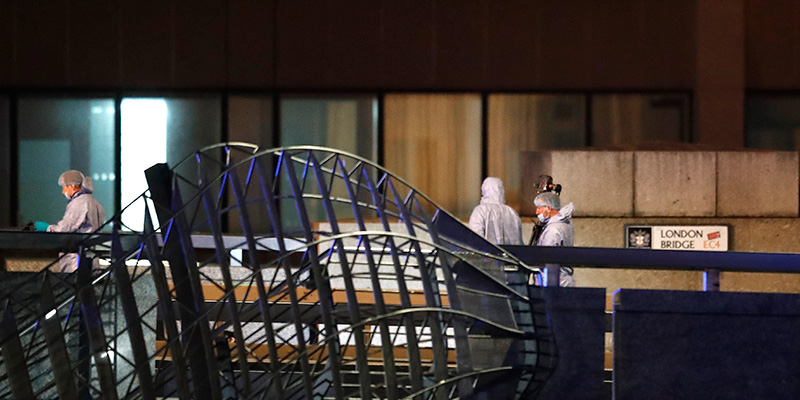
[0,144,555,399]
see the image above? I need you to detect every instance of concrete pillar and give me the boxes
[695,0,745,149]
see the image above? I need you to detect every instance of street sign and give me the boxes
[625,225,729,251]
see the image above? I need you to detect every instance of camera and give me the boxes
[536,174,561,196]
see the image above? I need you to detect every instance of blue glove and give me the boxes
[34,221,49,232]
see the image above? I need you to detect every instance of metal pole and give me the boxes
[703,269,720,292]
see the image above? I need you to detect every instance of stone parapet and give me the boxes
[634,151,716,216]
[521,151,633,217]
[717,151,799,216]
[520,150,799,218]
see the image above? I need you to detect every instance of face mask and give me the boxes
[537,213,549,223]
[64,192,71,200]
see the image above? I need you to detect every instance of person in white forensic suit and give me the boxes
[468,177,523,246]
[534,192,576,287]
[34,170,106,272]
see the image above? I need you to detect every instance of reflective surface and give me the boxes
[384,94,482,218]
[488,94,586,209]
[17,97,115,226]
[746,96,800,150]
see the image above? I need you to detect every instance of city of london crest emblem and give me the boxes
[628,228,651,248]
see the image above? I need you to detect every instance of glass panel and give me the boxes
[17,97,115,228]
[281,95,377,158]
[279,95,378,232]
[746,96,800,150]
[164,96,222,166]
[0,97,9,227]
[120,99,167,230]
[229,95,273,147]
[592,93,690,148]
[384,94,482,218]
[228,95,274,234]
[120,96,221,230]
[488,94,586,210]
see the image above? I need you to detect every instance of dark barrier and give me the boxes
[614,289,800,400]
[536,287,607,400]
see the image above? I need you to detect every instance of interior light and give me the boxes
[45,309,57,320]
[121,99,167,231]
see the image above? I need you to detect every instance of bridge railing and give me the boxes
[0,144,554,400]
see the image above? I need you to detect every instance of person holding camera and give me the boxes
[534,191,576,287]
[529,175,561,245]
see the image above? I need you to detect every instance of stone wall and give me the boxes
[520,150,799,218]
[520,150,800,293]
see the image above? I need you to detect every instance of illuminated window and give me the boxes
[120,99,167,230]
[384,94,482,218]
[281,95,377,159]
[488,94,586,209]
[279,95,378,231]
[592,94,691,148]
[17,97,115,227]
[120,96,221,230]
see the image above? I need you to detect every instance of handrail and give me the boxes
[0,144,554,400]
[502,245,800,274]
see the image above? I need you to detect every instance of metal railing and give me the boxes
[0,144,554,400]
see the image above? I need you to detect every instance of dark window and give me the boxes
[746,96,800,150]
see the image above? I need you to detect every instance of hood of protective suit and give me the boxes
[480,177,506,205]
[548,202,574,225]
[538,202,575,249]
[469,177,522,245]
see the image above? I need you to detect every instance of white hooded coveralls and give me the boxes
[47,188,106,271]
[468,177,523,246]
[537,202,576,287]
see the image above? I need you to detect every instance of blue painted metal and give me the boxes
[502,245,800,273]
